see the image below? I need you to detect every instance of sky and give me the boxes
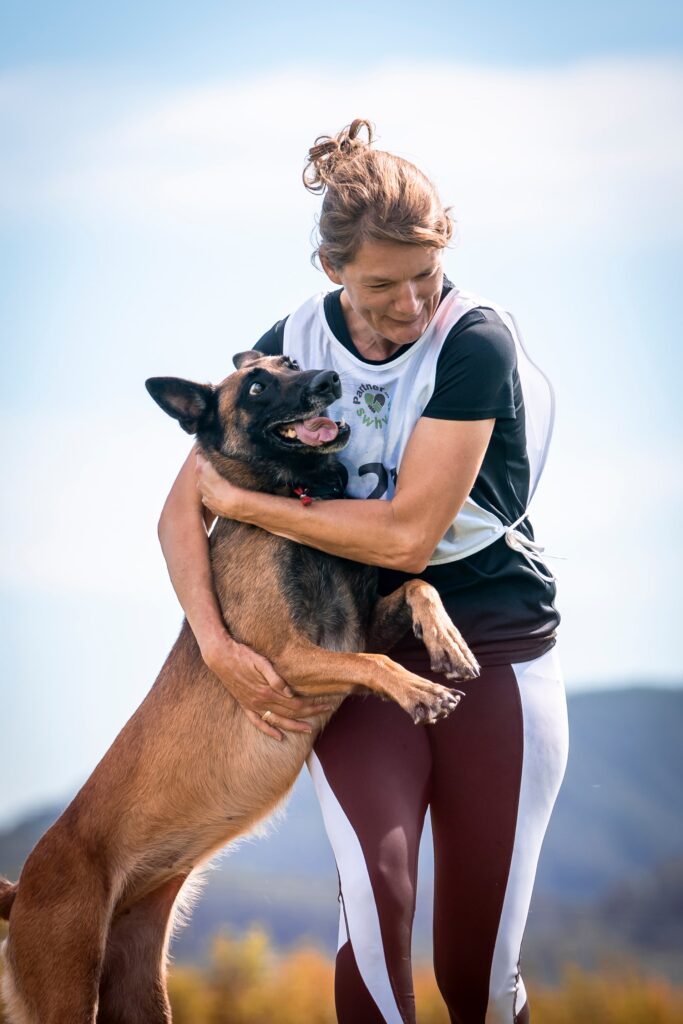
[1,1,682,824]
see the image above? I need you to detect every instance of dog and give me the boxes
[0,351,479,1024]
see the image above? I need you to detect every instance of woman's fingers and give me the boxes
[265,714,314,734]
[255,665,338,713]
[254,654,295,698]
[252,693,333,720]
[244,707,283,740]
[244,681,331,723]
[208,639,332,724]
[233,644,296,698]
[243,707,328,740]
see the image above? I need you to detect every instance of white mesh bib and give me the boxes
[283,286,554,568]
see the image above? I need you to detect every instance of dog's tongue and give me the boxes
[294,416,339,446]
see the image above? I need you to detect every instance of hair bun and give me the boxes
[303,119,374,194]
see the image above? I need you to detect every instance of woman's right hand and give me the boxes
[202,632,332,741]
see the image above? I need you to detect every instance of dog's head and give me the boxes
[146,351,351,481]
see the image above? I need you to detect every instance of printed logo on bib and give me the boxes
[353,383,392,430]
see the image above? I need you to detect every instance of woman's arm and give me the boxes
[196,417,495,573]
[158,447,331,738]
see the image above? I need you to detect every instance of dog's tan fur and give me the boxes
[0,355,478,1023]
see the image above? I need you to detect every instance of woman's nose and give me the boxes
[392,283,420,316]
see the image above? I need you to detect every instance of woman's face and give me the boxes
[323,240,444,345]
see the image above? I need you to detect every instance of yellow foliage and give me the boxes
[166,937,683,1024]
[531,962,683,1024]
[166,927,337,1024]
[166,965,213,1024]
[1,924,683,1023]
[413,963,450,1024]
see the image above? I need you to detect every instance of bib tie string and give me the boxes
[504,511,564,584]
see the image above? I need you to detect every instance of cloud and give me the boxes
[0,58,681,240]
[1,56,681,689]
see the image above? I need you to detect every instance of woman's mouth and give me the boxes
[388,312,424,326]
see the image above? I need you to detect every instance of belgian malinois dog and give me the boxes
[0,352,479,1024]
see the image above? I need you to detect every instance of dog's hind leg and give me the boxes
[4,877,110,1024]
[96,874,187,1024]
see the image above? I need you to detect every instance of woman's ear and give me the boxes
[319,254,344,286]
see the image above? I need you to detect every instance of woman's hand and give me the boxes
[195,452,248,520]
[202,631,332,741]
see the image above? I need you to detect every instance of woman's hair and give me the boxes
[303,119,453,270]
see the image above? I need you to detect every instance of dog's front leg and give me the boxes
[275,643,461,724]
[367,580,480,680]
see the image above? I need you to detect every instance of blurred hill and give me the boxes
[1,686,681,981]
[525,854,683,982]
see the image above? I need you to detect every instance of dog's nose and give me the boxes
[309,370,341,399]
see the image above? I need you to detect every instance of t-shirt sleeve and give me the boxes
[422,309,517,421]
[253,316,288,355]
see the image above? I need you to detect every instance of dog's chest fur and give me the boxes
[208,517,377,655]
[282,544,376,651]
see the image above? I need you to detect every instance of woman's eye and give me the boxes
[249,381,265,396]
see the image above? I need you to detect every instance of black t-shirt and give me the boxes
[254,282,559,664]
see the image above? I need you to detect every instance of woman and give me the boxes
[158,120,568,1024]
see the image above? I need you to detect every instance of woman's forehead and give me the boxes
[348,240,442,282]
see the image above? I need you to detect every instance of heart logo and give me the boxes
[364,393,386,414]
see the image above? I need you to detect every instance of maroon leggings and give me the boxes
[309,644,568,1024]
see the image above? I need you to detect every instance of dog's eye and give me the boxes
[249,381,265,396]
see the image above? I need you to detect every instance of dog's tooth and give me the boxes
[275,423,300,439]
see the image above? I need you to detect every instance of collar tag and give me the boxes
[293,486,314,507]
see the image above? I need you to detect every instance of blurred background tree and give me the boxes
[165,933,683,1024]
[2,922,683,1022]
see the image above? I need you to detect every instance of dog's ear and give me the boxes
[145,377,217,435]
[232,350,262,370]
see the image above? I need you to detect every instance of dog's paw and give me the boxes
[405,681,464,725]
[407,583,480,681]
[414,612,480,681]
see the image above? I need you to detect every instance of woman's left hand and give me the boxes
[195,452,246,519]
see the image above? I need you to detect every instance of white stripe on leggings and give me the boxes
[308,750,404,1024]
[486,647,569,1022]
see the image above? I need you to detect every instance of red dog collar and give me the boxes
[293,486,314,507]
